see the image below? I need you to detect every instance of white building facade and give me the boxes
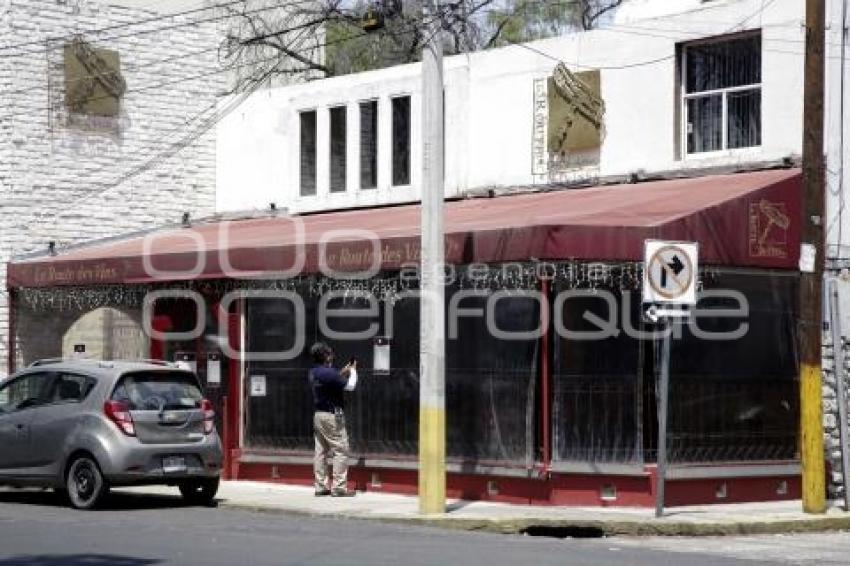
[217,0,849,226]
[0,0,222,376]
[7,0,850,504]
[214,0,850,495]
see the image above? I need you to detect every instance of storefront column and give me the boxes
[539,277,552,475]
[7,287,16,375]
[224,298,244,479]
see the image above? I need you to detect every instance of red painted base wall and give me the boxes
[231,457,801,508]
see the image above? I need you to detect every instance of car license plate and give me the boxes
[162,456,187,473]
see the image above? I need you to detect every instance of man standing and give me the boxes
[309,342,356,497]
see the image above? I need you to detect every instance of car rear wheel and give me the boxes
[179,478,219,505]
[66,456,109,510]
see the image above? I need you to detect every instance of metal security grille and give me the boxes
[666,378,799,462]
[551,270,799,466]
[553,375,640,463]
[242,283,539,466]
[552,285,643,464]
[662,272,799,463]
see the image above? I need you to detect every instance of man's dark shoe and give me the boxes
[330,489,356,497]
[314,488,331,497]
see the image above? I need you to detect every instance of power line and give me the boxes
[0,52,271,123]
[579,25,846,62]
[32,64,290,225]
[0,44,223,100]
[0,0,316,60]
[0,9,328,101]
[0,0,245,55]
[503,0,781,71]
[590,20,846,49]
[471,0,840,53]
[37,26,381,220]
[45,8,444,215]
[0,8,438,123]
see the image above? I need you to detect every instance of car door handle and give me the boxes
[15,424,25,430]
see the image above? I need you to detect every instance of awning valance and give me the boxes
[7,168,802,288]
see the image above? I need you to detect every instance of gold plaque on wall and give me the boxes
[547,69,603,154]
[63,36,126,117]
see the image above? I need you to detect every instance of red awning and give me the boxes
[7,168,802,288]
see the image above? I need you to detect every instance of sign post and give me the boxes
[642,240,698,518]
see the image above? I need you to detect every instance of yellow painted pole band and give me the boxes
[419,406,446,514]
[800,362,826,513]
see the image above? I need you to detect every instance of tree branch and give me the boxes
[485,15,513,48]
[248,36,331,75]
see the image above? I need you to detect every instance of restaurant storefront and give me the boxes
[6,168,804,506]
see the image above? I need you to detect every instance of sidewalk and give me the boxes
[117,481,850,537]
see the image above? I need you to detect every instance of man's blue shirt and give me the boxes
[309,364,347,413]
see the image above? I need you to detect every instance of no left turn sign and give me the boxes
[642,240,698,305]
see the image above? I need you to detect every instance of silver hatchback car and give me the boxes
[0,360,222,509]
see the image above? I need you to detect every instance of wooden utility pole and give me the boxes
[419,0,446,515]
[799,0,826,515]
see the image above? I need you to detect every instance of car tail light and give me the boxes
[201,399,215,435]
[104,400,135,436]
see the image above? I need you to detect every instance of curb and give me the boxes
[216,500,850,537]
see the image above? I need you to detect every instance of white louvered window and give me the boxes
[329,106,347,193]
[391,96,411,186]
[299,110,317,196]
[360,100,378,190]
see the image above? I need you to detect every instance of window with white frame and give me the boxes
[682,33,761,155]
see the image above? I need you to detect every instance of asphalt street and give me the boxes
[0,489,848,566]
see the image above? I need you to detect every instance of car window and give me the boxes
[48,373,96,404]
[111,371,203,411]
[0,372,54,413]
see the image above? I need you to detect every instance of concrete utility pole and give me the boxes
[419,0,446,515]
[799,0,827,514]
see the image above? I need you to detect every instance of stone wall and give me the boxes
[0,0,222,376]
[14,303,145,368]
[823,275,850,499]
[821,329,847,498]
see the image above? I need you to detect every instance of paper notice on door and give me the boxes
[800,243,816,273]
[207,357,221,386]
[250,375,266,397]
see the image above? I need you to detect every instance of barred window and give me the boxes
[682,33,761,154]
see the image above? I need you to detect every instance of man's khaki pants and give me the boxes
[314,411,349,492]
